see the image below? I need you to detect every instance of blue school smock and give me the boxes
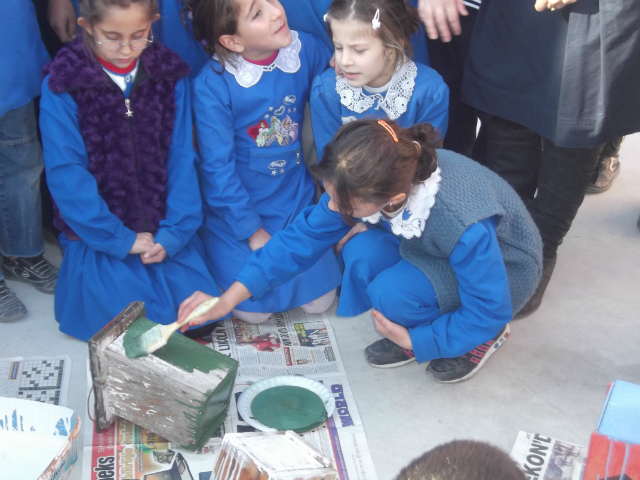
[0,0,50,115]
[193,30,342,313]
[40,77,222,341]
[154,0,429,79]
[310,60,449,160]
[236,192,512,362]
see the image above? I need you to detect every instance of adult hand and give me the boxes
[418,0,468,43]
[534,0,577,12]
[372,309,413,350]
[248,227,272,251]
[140,243,167,264]
[335,222,368,254]
[129,232,155,254]
[48,0,77,43]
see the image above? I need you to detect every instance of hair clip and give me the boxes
[323,13,328,22]
[378,120,398,142]
[372,9,381,30]
[412,141,422,153]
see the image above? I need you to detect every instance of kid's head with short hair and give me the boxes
[310,119,440,219]
[325,0,421,68]
[395,440,526,480]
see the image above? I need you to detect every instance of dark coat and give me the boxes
[461,0,640,148]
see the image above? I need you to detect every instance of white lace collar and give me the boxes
[215,30,302,88]
[335,59,418,120]
[361,167,442,239]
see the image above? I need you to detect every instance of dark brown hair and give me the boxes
[395,440,526,480]
[325,0,421,68]
[79,0,159,49]
[182,0,239,73]
[310,119,440,218]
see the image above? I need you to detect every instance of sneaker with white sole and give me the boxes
[1,255,58,294]
[0,279,27,322]
[426,324,510,383]
[365,338,417,368]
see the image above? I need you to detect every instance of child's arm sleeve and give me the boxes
[237,193,350,299]
[154,78,202,257]
[306,33,333,78]
[192,70,263,241]
[415,68,450,140]
[39,79,136,259]
[310,72,343,162]
[408,217,513,363]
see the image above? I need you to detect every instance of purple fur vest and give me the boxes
[44,38,191,237]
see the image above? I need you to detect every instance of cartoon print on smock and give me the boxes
[247,94,300,148]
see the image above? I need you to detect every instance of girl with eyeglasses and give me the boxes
[178,120,542,383]
[38,0,222,341]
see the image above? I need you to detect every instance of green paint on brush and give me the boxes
[251,386,328,433]
[122,317,239,450]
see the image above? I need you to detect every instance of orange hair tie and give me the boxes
[378,120,398,142]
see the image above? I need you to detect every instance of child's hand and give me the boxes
[177,291,231,331]
[248,227,272,251]
[129,232,155,254]
[329,55,343,78]
[140,243,167,264]
[372,309,413,350]
[335,223,368,254]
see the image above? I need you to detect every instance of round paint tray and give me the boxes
[238,376,335,433]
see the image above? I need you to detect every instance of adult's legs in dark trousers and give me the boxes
[427,8,486,164]
[485,115,603,315]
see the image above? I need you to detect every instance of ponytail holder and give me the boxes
[412,141,421,153]
[378,120,398,142]
[372,9,381,30]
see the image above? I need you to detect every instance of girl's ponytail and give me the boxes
[408,123,440,183]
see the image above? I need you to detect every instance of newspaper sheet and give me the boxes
[511,431,586,480]
[83,309,377,480]
[0,355,71,406]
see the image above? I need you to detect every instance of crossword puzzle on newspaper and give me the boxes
[0,356,71,405]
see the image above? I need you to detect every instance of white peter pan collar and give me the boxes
[215,30,302,88]
[335,59,418,120]
[361,167,442,239]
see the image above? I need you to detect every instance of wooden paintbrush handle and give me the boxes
[178,297,220,327]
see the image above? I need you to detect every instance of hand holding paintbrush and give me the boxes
[178,282,253,332]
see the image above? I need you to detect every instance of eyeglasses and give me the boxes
[95,33,154,51]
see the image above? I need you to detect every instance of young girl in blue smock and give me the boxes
[189,0,342,323]
[310,0,449,160]
[177,120,543,384]
[39,0,221,341]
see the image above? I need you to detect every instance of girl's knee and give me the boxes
[300,289,336,314]
[231,309,272,324]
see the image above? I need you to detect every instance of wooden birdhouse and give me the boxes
[213,431,338,480]
[88,302,238,451]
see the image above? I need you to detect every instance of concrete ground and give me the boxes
[2,134,639,480]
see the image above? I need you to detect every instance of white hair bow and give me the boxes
[323,13,328,22]
[372,9,381,30]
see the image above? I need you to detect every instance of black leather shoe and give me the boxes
[515,256,557,319]
[586,155,620,194]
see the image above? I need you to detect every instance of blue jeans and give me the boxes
[0,100,45,279]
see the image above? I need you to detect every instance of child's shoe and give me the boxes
[365,338,416,368]
[1,255,58,294]
[0,280,27,322]
[426,324,510,383]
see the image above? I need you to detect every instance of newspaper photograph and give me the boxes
[511,431,586,480]
[82,309,378,480]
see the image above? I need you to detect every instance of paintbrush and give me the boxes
[124,297,220,359]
